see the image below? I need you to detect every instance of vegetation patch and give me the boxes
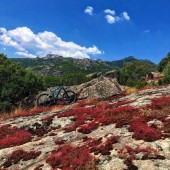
[0,124,32,149]
[129,117,162,142]
[149,97,170,110]
[3,149,41,168]
[46,144,98,170]
[118,145,165,169]
[85,136,120,155]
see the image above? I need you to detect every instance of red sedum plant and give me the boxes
[3,149,41,168]
[46,144,97,169]
[129,117,162,142]
[118,145,165,169]
[149,97,170,110]
[0,124,32,149]
[78,121,99,134]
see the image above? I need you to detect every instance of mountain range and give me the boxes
[10,55,156,77]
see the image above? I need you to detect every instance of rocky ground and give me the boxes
[0,85,170,170]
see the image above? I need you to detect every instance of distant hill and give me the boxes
[10,55,156,77]
[105,56,156,68]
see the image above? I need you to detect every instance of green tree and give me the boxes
[0,54,44,113]
[63,73,92,86]
[118,61,154,88]
[43,76,62,88]
[158,62,170,85]
[157,52,170,72]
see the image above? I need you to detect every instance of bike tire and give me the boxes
[62,91,77,104]
[36,93,52,107]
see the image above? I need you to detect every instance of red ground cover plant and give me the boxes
[78,121,99,134]
[85,136,120,155]
[97,100,135,110]
[60,95,169,137]
[104,106,138,116]
[0,124,32,149]
[42,115,56,126]
[55,139,65,145]
[3,149,41,168]
[149,97,170,110]
[64,119,86,132]
[34,164,43,170]
[61,100,139,133]
[118,145,165,169]
[97,136,120,155]
[46,144,98,170]
[129,117,162,142]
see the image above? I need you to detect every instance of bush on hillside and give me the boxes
[43,73,92,87]
[118,61,153,88]
[0,54,44,113]
[157,52,170,72]
[158,62,170,85]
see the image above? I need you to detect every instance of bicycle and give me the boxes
[36,84,77,107]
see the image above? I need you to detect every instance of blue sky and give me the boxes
[0,0,170,63]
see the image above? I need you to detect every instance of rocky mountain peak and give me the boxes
[43,54,63,59]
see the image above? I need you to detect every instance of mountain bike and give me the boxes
[36,84,77,107]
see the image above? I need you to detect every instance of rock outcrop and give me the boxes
[68,75,123,99]
[20,71,122,109]
[104,70,118,79]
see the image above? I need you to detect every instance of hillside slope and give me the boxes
[10,55,156,77]
[10,55,112,77]
[0,85,170,169]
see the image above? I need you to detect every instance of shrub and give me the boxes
[118,60,155,87]
[159,75,170,85]
[0,54,44,113]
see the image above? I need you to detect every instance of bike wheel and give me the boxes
[62,91,77,104]
[36,93,52,107]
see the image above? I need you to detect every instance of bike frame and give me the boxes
[49,85,67,100]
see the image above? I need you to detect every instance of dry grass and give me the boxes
[124,87,138,94]
[0,105,64,121]
[124,85,158,95]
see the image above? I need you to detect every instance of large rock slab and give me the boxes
[68,75,123,99]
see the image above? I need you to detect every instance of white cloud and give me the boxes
[84,6,94,16]
[104,9,115,16]
[0,27,102,59]
[105,15,116,24]
[122,11,130,21]
[15,52,37,58]
[104,10,130,24]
